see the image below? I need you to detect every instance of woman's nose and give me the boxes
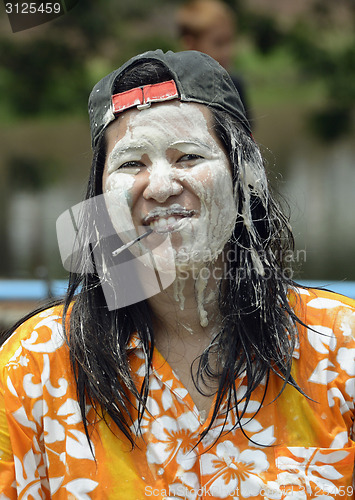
[143,163,183,203]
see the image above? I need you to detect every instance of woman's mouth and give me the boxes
[143,206,197,234]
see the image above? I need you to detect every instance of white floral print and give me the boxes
[201,441,268,498]
[147,413,199,471]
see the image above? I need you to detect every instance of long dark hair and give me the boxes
[4,61,304,451]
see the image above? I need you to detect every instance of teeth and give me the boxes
[149,216,182,232]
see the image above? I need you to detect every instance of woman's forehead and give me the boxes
[105,100,215,145]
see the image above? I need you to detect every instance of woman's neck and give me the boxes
[148,263,222,340]
[147,265,223,416]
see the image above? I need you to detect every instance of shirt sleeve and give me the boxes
[0,317,53,498]
[0,374,16,498]
[0,364,17,500]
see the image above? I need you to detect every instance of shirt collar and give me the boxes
[127,332,141,351]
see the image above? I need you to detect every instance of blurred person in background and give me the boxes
[177,0,251,122]
[0,49,355,499]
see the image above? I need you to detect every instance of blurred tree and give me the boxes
[235,0,355,141]
[0,0,181,120]
[285,2,355,141]
[0,37,89,116]
[0,0,354,141]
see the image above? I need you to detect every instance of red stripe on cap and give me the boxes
[112,80,178,113]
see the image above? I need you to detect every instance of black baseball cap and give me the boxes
[88,49,251,149]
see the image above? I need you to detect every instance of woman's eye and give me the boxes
[119,161,144,170]
[177,154,204,164]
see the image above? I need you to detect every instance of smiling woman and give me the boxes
[1,50,355,499]
[103,101,237,284]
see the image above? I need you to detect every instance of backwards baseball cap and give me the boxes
[88,49,251,149]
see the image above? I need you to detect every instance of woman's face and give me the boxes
[102,100,237,270]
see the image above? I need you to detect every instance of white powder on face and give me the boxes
[103,102,237,327]
[119,102,237,267]
[103,106,115,128]
[176,166,236,269]
[104,173,135,234]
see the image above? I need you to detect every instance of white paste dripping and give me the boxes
[179,322,195,335]
[195,271,209,327]
[173,274,186,311]
[231,132,270,283]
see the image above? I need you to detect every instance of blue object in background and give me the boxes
[0,280,68,300]
[300,281,355,300]
[0,280,354,301]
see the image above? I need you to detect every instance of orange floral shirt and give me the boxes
[1,288,355,499]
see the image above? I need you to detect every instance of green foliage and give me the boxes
[309,106,351,141]
[284,21,355,140]
[0,0,354,141]
[238,1,355,141]
[7,155,62,190]
[244,14,283,55]
[0,37,89,117]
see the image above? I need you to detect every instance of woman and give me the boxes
[1,50,355,499]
